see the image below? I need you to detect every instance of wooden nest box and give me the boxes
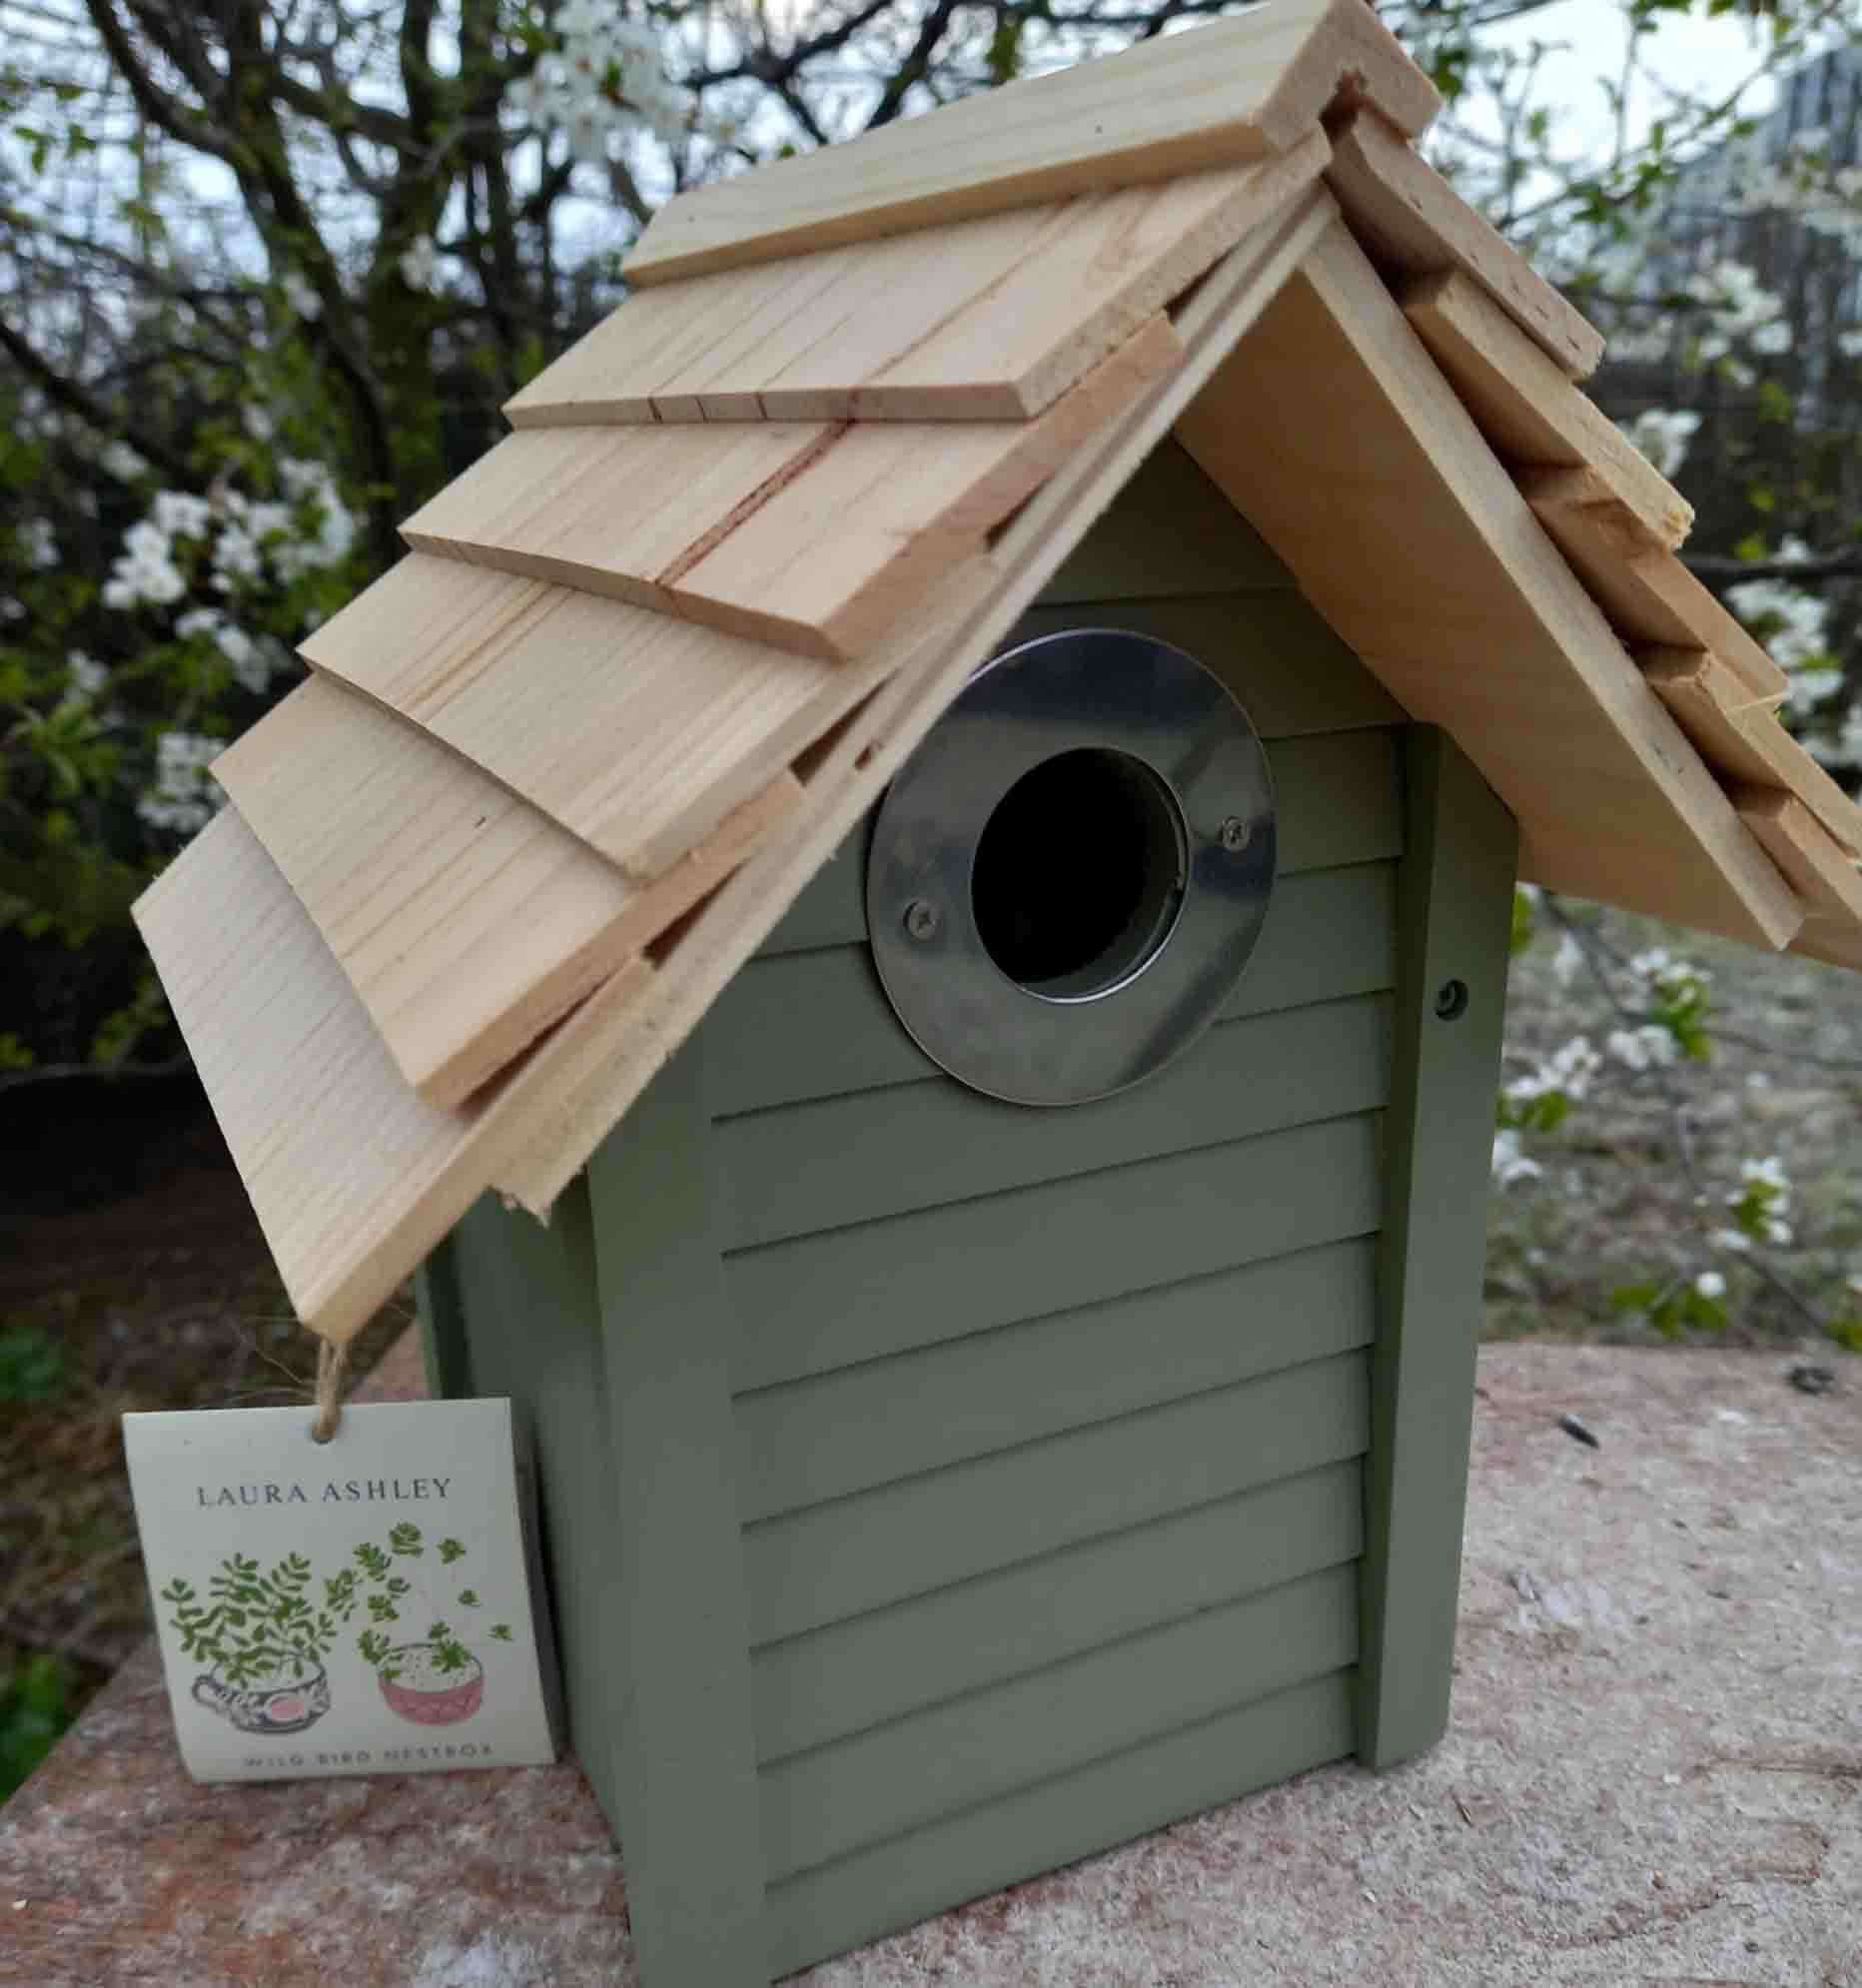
[136,2,1862,1978]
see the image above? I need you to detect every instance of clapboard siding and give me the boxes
[751,1457,1363,1763]
[726,1107,1383,1393]
[706,858,1396,1117]
[761,1560,1357,1882]
[762,723,1402,956]
[762,1668,1358,1978]
[736,1234,1375,1522]
[1013,590,1406,737]
[717,990,1389,1251]
[743,1349,1369,1644]
[1040,440,1295,600]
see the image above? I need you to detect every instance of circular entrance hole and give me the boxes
[971,747,1187,1001]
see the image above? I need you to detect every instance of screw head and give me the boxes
[903,897,941,942]
[1218,816,1251,853]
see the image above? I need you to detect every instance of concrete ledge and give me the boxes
[2,1342,1857,1986]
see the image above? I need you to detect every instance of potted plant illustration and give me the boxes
[334,1523,513,1727]
[160,1551,347,1735]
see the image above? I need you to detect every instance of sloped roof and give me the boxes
[133,0,1862,1343]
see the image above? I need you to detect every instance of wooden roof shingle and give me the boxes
[129,3,1860,1344]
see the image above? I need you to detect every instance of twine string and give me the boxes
[311,1338,350,1444]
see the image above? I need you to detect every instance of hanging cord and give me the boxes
[311,1338,351,1444]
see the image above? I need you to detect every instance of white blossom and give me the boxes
[1491,1130,1541,1189]
[1693,1271,1726,1300]
[398,234,443,294]
[1607,1024,1678,1072]
[18,517,57,569]
[67,651,107,698]
[282,270,323,321]
[100,441,149,482]
[1624,409,1700,480]
[1551,932,1585,987]
[243,406,276,445]
[137,729,223,832]
[153,490,214,540]
[1739,1156,1790,1193]
[1710,1227,1753,1255]
[103,516,187,608]
[1726,573,1831,676]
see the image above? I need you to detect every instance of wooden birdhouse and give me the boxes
[135,1,1862,1979]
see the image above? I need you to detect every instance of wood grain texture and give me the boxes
[762,1669,1355,1978]
[759,1564,1358,1884]
[581,1045,771,1988]
[130,808,658,1343]
[1522,467,1787,702]
[1037,438,1292,598]
[214,674,798,1109]
[1734,786,1862,921]
[734,1237,1378,1524]
[1640,646,1862,856]
[1358,728,1517,1770]
[759,724,1403,956]
[509,133,1326,428]
[708,859,1397,1117]
[489,185,1342,1216]
[715,992,1391,1250]
[624,0,1435,285]
[1176,218,1803,951]
[1794,914,1862,972]
[1326,110,1604,378]
[749,1459,1363,1764]
[411,316,1183,662]
[301,556,869,879]
[1401,269,1689,544]
[725,1110,1384,1394]
[741,1351,1371,1645]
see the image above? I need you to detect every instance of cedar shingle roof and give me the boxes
[133,0,1862,1342]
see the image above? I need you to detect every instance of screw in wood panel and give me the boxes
[903,898,941,942]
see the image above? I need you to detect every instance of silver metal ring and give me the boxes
[866,627,1278,1106]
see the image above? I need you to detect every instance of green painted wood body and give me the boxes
[420,444,1518,1984]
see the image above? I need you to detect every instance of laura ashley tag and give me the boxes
[124,1398,557,1783]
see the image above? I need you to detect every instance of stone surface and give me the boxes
[2,1342,1857,1986]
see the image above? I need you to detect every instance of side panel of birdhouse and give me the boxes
[702,444,1420,1976]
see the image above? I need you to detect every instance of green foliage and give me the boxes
[1610,1276,1730,1340]
[0,1655,74,1801]
[0,1324,67,1404]
[160,1551,347,1685]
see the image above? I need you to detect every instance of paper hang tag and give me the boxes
[124,1397,559,1784]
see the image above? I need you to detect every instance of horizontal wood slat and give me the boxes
[1521,468,1788,703]
[488,183,1343,1217]
[717,992,1390,1251]
[750,1458,1363,1764]
[213,676,797,1108]
[1038,439,1293,599]
[624,0,1435,286]
[706,859,1396,1117]
[760,1562,1358,1883]
[726,1107,1384,1393]
[761,725,1404,955]
[130,810,654,1342]
[741,1349,1370,1645]
[300,556,874,879]
[510,136,1326,428]
[1012,591,1408,738]
[1178,219,1803,950]
[409,319,1183,663]
[735,1235,1376,1522]
[1735,786,1862,920]
[762,1667,1357,1977]
[1400,269,1689,545]
[1640,647,1862,856]
[1326,110,1603,378]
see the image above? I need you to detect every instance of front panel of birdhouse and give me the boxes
[420,442,1518,1986]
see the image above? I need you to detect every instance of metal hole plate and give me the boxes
[866,627,1278,1106]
